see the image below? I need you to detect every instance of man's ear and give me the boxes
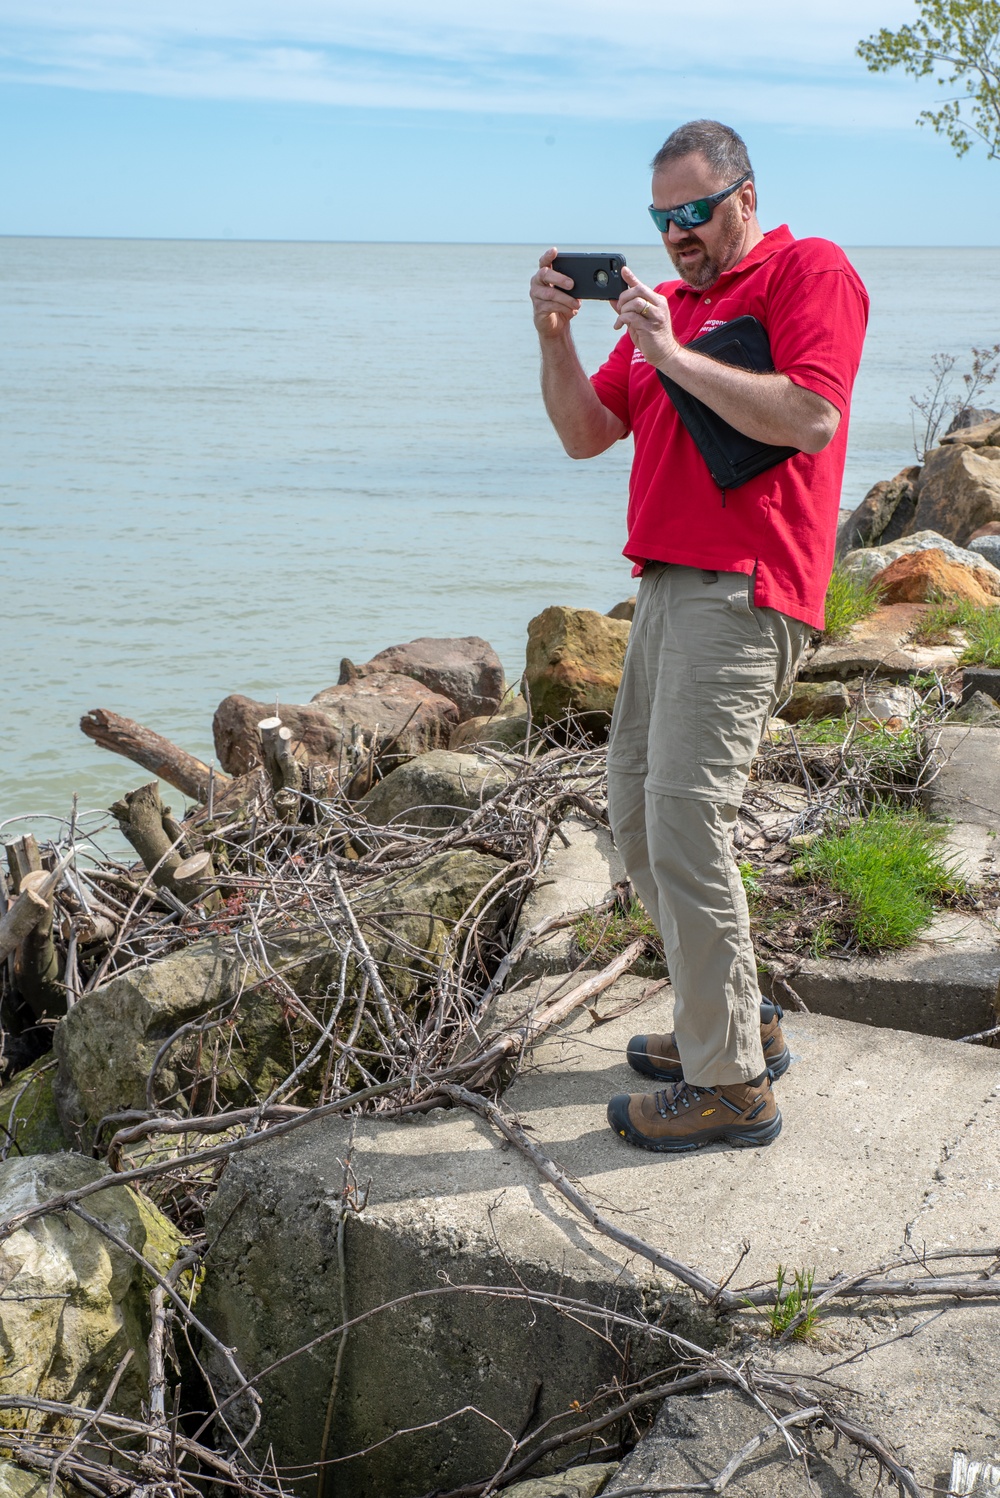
[740,183,756,222]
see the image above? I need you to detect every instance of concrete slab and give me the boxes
[202,987,1000,1496]
[926,725,1000,830]
[773,911,1000,1040]
[511,814,627,976]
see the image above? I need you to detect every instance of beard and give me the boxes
[667,200,746,288]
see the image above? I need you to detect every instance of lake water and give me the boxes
[3,239,999,836]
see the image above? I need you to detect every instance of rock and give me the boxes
[505,1467,619,1498]
[214,677,458,781]
[968,533,1000,569]
[0,1465,74,1498]
[338,637,505,722]
[841,529,1000,594]
[951,690,1000,726]
[310,673,458,774]
[969,520,1000,540]
[962,666,1000,705]
[54,850,508,1144]
[874,547,1000,607]
[357,750,511,831]
[0,1059,69,1155]
[606,597,636,621]
[523,607,630,735]
[778,680,851,723]
[835,465,920,554]
[905,442,1000,544]
[509,815,630,978]
[857,683,917,721]
[0,1154,184,1434]
[800,603,962,682]
[450,710,532,751]
[605,1389,869,1497]
[941,410,1000,445]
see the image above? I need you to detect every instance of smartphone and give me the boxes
[551,252,627,301]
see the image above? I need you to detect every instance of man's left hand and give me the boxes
[613,268,679,369]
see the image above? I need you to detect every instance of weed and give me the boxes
[799,808,964,951]
[739,860,762,900]
[808,918,838,960]
[757,1266,820,1340]
[915,597,1000,667]
[575,899,659,963]
[823,567,882,639]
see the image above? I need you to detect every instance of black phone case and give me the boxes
[656,315,799,488]
[551,252,627,300]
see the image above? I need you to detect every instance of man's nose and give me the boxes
[666,219,693,244]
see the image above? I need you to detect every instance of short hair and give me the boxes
[650,121,754,186]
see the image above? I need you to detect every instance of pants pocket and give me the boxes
[692,662,777,768]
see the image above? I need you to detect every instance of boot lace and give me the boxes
[654,1081,715,1118]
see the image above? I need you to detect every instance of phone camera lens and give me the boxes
[595,269,609,287]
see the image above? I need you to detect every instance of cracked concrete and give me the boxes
[201,977,1000,1495]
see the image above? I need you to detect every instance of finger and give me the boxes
[538,246,558,269]
[620,273,659,303]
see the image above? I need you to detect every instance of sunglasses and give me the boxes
[648,173,752,233]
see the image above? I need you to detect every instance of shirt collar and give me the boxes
[673,224,795,297]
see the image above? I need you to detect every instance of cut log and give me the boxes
[14,870,64,1020]
[258,716,304,822]
[6,835,41,893]
[0,886,49,964]
[111,783,220,909]
[81,709,231,804]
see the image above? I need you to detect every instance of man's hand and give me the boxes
[530,248,581,339]
[613,267,681,369]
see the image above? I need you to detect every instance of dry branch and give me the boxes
[81,707,229,802]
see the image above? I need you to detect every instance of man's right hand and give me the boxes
[530,248,581,339]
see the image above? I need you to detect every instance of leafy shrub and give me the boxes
[823,567,881,639]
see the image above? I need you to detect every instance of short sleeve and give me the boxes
[590,331,637,432]
[765,263,869,413]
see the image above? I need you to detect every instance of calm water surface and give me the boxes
[3,239,999,834]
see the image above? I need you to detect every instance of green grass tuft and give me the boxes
[799,809,964,951]
[575,899,658,963]
[823,567,882,639]
[915,597,1000,666]
[758,1266,820,1340]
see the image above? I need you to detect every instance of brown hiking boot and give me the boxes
[607,1074,781,1153]
[626,999,790,1084]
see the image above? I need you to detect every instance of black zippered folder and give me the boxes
[656,315,799,489]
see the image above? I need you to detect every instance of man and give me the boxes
[529,119,868,1153]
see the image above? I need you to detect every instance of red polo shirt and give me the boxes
[590,225,869,630]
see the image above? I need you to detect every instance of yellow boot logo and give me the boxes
[701,1107,716,1117]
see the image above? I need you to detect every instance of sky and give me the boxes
[2,0,999,244]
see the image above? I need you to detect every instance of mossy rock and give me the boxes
[0,1059,68,1156]
[0,1154,187,1436]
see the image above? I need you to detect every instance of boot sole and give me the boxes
[628,1042,791,1085]
[607,1094,782,1153]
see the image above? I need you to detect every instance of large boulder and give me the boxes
[54,850,508,1145]
[836,465,920,554]
[779,680,851,723]
[0,1154,184,1434]
[523,607,630,734]
[840,529,1000,595]
[214,676,458,781]
[338,637,505,722]
[0,1465,74,1498]
[904,442,1000,544]
[874,547,1000,608]
[357,750,511,831]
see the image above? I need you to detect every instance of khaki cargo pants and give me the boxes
[607,563,810,1086]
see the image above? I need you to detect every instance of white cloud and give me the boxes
[0,0,926,126]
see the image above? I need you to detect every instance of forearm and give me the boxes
[540,330,626,459]
[657,347,839,454]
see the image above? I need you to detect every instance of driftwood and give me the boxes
[0,848,76,1017]
[81,708,230,803]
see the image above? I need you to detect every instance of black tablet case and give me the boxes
[656,315,799,489]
